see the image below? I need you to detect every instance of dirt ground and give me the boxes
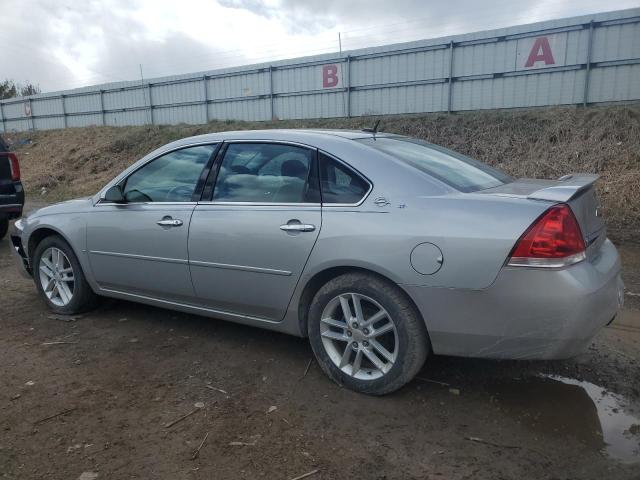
[1,207,639,479]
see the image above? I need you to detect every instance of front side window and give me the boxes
[356,137,511,193]
[213,143,318,203]
[319,152,370,204]
[123,145,216,202]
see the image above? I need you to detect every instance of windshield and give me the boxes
[357,137,511,192]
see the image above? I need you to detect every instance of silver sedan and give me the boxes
[10,129,624,394]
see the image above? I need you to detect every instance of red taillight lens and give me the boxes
[7,153,20,181]
[508,204,586,267]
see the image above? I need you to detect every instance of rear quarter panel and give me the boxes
[305,193,552,290]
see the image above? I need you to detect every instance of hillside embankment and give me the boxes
[5,105,639,242]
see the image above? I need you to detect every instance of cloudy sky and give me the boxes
[1,0,637,93]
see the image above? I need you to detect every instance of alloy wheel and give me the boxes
[320,293,398,380]
[38,247,75,307]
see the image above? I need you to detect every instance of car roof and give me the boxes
[165,129,402,150]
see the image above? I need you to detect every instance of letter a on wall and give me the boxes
[525,37,555,67]
[516,33,567,71]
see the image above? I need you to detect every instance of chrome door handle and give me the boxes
[157,218,183,227]
[280,223,315,232]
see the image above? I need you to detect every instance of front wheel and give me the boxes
[308,272,429,395]
[33,235,98,315]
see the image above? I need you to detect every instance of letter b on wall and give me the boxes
[322,65,340,88]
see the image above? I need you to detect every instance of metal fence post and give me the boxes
[28,99,35,130]
[269,66,274,120]
[148,84,154,125]
[0,102,5,133]
[583,20,595,107]
[203,75,210,123]
[447,40,454,113]
[99,90,106,126]
[346,55,351,118]
[61,95,67,128]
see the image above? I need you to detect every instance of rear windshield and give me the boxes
[357,137,511,192]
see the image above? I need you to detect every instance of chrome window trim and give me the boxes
[96,139,374,208]
[196,201,321,207]
[96,201,198,207]
[219,139,318,149]
[317,149,373,208]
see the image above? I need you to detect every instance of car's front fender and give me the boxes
[20,212,99,293]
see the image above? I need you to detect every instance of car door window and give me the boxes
[213,143,319,203]
[123,145,216,202]
[319,152,370,204]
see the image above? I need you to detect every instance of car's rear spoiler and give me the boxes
[526,174,599,202]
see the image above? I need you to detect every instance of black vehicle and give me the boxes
[0,136,24,240]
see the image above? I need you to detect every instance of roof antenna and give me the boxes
[362,119,381,136]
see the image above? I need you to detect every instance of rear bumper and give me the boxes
[0,203,23,219]
[0,184,25,219]
[403,239,624,360]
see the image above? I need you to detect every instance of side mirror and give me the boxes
[103,185,126,203]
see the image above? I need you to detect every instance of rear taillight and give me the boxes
[7,153,20,181]
[508,204,586,268]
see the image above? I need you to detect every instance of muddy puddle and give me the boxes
[490,375,640,463]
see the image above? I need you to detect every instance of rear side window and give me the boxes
[319,153,370,204]
[357,137,511,193]
[213,143,319,203]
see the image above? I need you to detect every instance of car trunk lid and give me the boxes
[480,174,606,253]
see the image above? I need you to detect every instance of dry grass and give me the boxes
[6,105,640,242]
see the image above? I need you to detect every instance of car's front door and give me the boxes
[87,144,217,302]
[188,142,321,321]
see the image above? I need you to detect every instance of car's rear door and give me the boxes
[188,141,321,321]
[86,144,218,302]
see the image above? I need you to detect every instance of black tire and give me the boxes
[0,218,8,240]
[32,235,98,315]
[308,272,429,395]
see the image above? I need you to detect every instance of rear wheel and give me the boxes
[33,235,98,314]
[308,272,429,395]
[0,218,8,240]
